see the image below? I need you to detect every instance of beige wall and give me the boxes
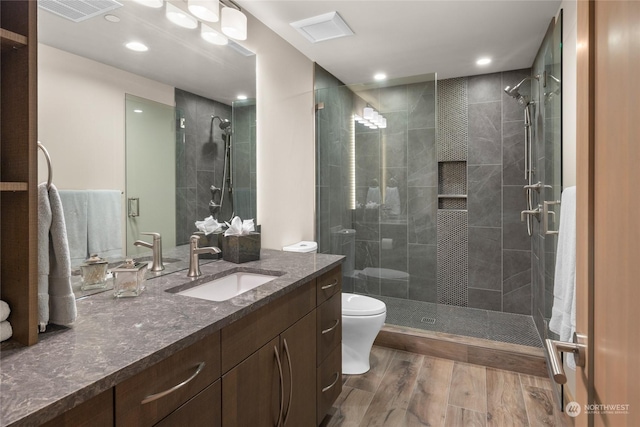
[243,15,315,250]
[37,44,175,191]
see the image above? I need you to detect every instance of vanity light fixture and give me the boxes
[125,41,149,52]
[133,0,163,8]
[221,6,247,40]
[358,106,386,129]
[166,2,198,29]
[201,23,228,45]
[188,0,219,22]
[476,57,492,65]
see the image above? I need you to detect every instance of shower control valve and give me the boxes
[520,205,542,222]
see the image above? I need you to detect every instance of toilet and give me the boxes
[342,293,386,375]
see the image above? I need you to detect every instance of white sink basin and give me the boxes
[177,272,278,302]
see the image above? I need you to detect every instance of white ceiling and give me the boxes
[237,0,562,84]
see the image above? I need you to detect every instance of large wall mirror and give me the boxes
[36,0,256,267]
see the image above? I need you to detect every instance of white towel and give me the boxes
[366,187,380,205]
[385,187,401,215]
[0,300,10,322]
[58,190,89,267]
[38,183,77,331]
[0,321,12,342]
[87,190,122,260]
[549,186,577,369]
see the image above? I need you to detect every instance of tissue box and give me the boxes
[222,232,261,263]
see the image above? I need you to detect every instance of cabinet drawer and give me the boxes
[317,291,341,366]
[41,389,113,427]
[221,280,315,373]
[115,332,221,427]
[317,267,341,305]
[155,380,221,427]
[316,345,342,426]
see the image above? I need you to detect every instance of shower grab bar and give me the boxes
[545,333,586,384]
[37,142,53,190]
[543,200,561,235]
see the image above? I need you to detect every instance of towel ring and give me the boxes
[37,141,53,190]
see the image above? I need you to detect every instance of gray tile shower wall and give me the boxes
[175,88,232,245]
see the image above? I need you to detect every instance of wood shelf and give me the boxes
[0,182,28,191]
[0,28,28,51]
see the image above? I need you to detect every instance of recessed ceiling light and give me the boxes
[104,14,120,23]
[133,0,163,8]
[476,57,492,65]
[237,94,247,100]
[166,2,198,29]
[133,109,143,113]
[125,41,149,52]
[374,73,387,81]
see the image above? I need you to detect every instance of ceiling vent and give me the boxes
[290,11,354,43]
[38,0,123,23]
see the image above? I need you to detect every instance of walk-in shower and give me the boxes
[211,115,234,221]
[315,13,562,350]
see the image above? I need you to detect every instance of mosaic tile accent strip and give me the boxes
[437,77,468,162]
[437,210,468,306]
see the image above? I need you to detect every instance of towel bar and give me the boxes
[37,141,53,190]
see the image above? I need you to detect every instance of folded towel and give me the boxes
[0,300,10,322]
[87,190,122,260]
[38,183,77,331]
[549,186,577,369]
[0,321,12,342]
[385,187,401,215]
[58,190,89,268]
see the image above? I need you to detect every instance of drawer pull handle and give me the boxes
[274,346,284,427]
[321,279,339,290]
[321,319,340,335]
[322,372,340,393]
[283,339,294,425]
[141,361,205,405]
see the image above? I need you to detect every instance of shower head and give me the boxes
[211,115,232,134]
[504,74,540,106]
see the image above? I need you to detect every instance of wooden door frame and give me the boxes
[575,0,594,425]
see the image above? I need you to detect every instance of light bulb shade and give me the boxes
[188,0,219,22]
[379,117,387,128]
[363,107,374,120]
[166,2,198,29]
[371,111,379,123]
[201,23,228,45]
[221,7,247,40]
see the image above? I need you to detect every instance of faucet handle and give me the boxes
[141,232,161,240]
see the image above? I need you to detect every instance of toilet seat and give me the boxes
[342,293,386,316]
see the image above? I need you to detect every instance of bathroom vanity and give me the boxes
[0,250,343,427]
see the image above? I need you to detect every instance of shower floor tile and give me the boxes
[375,295,543,348]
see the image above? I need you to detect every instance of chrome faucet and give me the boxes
[134,232,164,272]
[188,234,221,278]
[521,205,542,222]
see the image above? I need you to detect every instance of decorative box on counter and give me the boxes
[79,254,109,291]
[112,259,147,297]
[222,232,261,263]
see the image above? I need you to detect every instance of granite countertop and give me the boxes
[0,249,343,426]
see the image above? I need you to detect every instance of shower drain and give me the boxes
[421,317,436,325]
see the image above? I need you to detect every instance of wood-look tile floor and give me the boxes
[321,346,571,427]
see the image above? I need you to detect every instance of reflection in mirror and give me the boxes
[36,0,256,274]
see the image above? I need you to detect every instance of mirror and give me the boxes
[36,0,256,269]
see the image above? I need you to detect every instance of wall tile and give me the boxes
[380,223,408,272]
[408,128,436,187]
[408,186,437,244]
[468,165,502,227]
[379,85,408,112]
[503,249,531,294]
[408,83,436,130]
[503,283,532,315]
[503,120,527,185]
[196,171,216,220]
[502,185,531,250]
[380,277,409,299]
[468,101,502,165]
[468,227,502,290]
[468,288,502,311]
[408,244,437,302]
[468,72,502,103]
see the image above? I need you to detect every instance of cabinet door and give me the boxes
[281,311,317,427]
[222,337,281,427]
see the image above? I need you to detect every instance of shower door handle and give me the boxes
[545,333,587,384]
[128,197,140,217]
[543,200,561,235]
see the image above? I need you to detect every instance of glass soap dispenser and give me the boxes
[80,254,109,291]
[112,259,148,298]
